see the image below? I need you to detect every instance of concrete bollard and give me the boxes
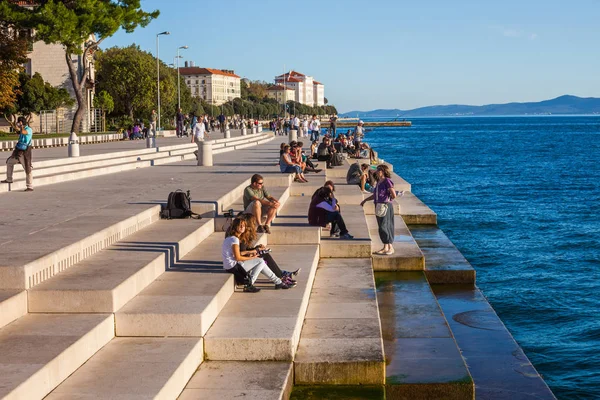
[290,129,298,143]
[258,125,263,133]
[146,135,152,148]
[197,141,213,166]
[252,126,256,134]
[68,132,80,157]
[242,127,247,136]
[225,129,231,139]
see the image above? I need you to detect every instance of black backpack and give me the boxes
[161,190,201,219]
[346,163,362,185]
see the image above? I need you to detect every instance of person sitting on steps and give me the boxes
[222,218,291,292]
[228,213,300,287]
[243,174,281,234]
[316,137,335,169]
[280,144,309,183]
[308,185,354,239]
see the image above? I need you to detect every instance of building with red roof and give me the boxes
[179,62,241,106]
[274,70,325,107]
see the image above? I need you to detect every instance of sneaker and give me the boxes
[243,284,261,293]
[263,225,271,234]
[257,225,265,233]
[340,233,354,240]
[24,188,34,192]
[275,282,291,290]
[283,277,297,287]
[314,169,323,173]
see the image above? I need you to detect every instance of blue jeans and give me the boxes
[310,130,319,142]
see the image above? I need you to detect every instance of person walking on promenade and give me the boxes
[293,115,300,133]
[2,116,34,191]
[309,114,320,142]
[243,174,281,234]
[192,114,210,160]
[360,164,397,255]
[302,118,309,138]
[329,115,338,136]
[150,109,157,137]
[218,113,226,133]
[176,108,184,138]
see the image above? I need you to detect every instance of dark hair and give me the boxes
[251,174,263,184]
[17,116,26,124]
[297,141,304,147]
[318,186,333,200]
[376,164,391,178]
[361,163,369,170]
[324,180,335,191]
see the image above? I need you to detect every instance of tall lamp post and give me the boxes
[156,31,170,146]
[177,45,189,111]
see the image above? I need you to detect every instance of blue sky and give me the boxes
[102,0,600,112]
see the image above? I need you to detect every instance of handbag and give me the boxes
[375,202,388,217]
[15,135,31,151]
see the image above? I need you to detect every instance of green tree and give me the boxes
[0,21,28,126]
[2,1,159,133]
[93,90,114,114]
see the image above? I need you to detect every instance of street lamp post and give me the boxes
[177,45,189,111]
[156,31,170,147]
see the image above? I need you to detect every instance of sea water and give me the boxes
[362,116,600,399]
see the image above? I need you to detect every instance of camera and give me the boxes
[223,209,235,218]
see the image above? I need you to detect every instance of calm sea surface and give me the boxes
[363,116,600,400]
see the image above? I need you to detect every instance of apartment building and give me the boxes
[266,85,295,104]
[274,70,325,107]
[179,62,241,106]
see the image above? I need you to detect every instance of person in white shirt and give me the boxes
[309,114,320,142]
[222,218,290,292]
[292,116,300,131]
[302,118,309,138]
[192,116,210,160]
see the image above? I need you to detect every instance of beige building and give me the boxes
[179,63,241,106]
[274,70,325,107]
[267,85,295,104]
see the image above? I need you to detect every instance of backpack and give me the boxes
[346,163,362,185]
[333,153,344,166]
[161,190,202,219]
[228,263,251,286]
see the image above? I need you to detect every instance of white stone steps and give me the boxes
[0,313,114,400]
[28,219,213,313]
[294,258,385,385]
[397,191,438,225]
[0,203,161,290]
[366,214,425,271]
[115,231,234,337]
[204,244,320,361]
[320,204,372,258]
[179,361,293,400]
[0,290,27,329]
[45,337,203,400]
[269,195,320,246]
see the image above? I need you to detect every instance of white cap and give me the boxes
[358,120,364,124]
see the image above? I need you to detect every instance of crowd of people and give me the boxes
[176,109,259,138]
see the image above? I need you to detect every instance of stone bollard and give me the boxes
[225,128,231,139]
[252,126,256,134]
[242,127,247,136]
[258,125,263,133]
[146,134,152,148]
[298,127,303,138]
[68,132,80,157]
[197,140,213,166]
[289,129,298,143]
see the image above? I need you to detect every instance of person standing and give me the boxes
[353,120,365,157]
[218,113,226,133]
[176,108,184,138]
[329,115,338,136]
[192,115,210,160]
[360,164,397,255]
[2,116,34,191]
[150,109,157,138]
[309,114,320,142]
[302,118,309,138]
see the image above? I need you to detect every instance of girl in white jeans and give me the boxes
[222,218,290,292]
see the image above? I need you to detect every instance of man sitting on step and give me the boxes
[243,174,280,234]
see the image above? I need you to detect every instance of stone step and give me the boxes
[115,231,234,337]
[46,337,203,399]
[204,244,320,361]
[0,203,161,290]
[320,204,371,258]
[180,361,293,399]
[433,285,557,400]
[294,258,385,385]
[376,271,474,399]
[270,195,320,245]
[289,169,326,196]
[398,191,438,225]
[28,218,213,313]
[367,215,425,271]
[0,313,114,399]
[410,225,476,284]
[0,290,27,329]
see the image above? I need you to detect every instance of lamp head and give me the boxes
[158,31,170,36]
[180,45,189,49]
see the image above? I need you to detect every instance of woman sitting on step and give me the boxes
[230,213,299,287]
[308,186,354,240]
[222,218,292,292]
[280,144,308,183]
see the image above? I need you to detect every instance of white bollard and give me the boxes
[198,141,213,166]
[258,125,263,133]
[252,126,256,134]
[290,129,298,143]
[242,127,247,136]
[225,129,231,139]
[68,132,80,157]
[146,135,152,148]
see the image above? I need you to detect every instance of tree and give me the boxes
[3,1,159,133]
[3,72,73,127]
[0,21,28,125]
[93,90,114,115]
[324,97,328,105]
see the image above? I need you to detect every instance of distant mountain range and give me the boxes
[340,95,600,118]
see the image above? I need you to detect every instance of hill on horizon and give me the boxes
[340,95,600,118]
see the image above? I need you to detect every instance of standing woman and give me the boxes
[360,164,396,255]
